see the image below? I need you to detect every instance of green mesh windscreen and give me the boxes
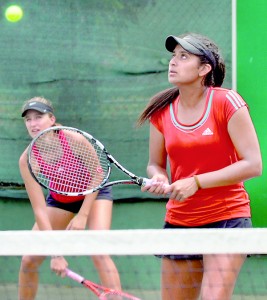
[0,0,232,199]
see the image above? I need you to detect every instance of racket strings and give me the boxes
[83,281,137,300]
[30,128,110,194]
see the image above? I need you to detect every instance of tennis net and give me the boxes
[1,229,267,299]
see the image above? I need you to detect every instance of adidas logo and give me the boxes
[202,128,213,136]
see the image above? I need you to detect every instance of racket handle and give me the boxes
[141,178,154,187]
[66,268,84,283]
[142,178,172,197]
[142,178,169,189]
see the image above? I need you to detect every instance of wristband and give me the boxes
[194,175,201,189]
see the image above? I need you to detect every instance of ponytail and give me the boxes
[136,87,179,126]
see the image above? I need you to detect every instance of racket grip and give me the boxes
[142,178,171,197]
[65,268,84,283]
[141,178,154,187]
[142,178,169,189]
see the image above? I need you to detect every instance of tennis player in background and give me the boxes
[18,97,121,300]
[137,33,262,300]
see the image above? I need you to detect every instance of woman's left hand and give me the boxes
[66,213,87,230]
[164,177,199,201]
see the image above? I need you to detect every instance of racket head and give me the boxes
[82,280,140,300]
[27,126,111,196]
[66,268,141,300]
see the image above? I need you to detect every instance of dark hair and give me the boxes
[136,33,225,126]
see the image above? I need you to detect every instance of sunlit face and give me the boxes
[168,45,203,86]
[24,110,55,138]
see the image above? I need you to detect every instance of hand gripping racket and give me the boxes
[27,126,153,196]
[66,268,141,300]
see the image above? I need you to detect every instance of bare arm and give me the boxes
[19,149,53,230]
[20,148,70,275]
[197,107,262,188]
[147,124,169,180]
[66,192,97,230]
[141,124,170,194]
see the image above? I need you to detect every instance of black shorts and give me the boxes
[46,186,113,214]
[156,217,252,260]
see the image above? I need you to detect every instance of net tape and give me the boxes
[1,228,267,256]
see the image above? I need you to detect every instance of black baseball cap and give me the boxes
[165,35,216,69]
[21,101,54,117]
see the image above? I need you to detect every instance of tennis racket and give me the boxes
[66,268,141,300]
[27,126,153,196]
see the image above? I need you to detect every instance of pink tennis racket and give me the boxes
[66,268,141,300]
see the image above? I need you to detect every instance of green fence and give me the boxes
[0,0,232,201]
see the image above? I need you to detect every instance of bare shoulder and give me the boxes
[229,106,251,124]
[19,147,29,167]
[64,128,89,142]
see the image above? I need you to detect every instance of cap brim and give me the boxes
[21,102,53,117]
[22,107,45,117]
[165,35,202,55]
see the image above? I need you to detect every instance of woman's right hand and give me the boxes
[141,175,170,195]
[50,256,68,277]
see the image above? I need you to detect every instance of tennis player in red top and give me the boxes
[137,33,262,300]
[19,97,121,300]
